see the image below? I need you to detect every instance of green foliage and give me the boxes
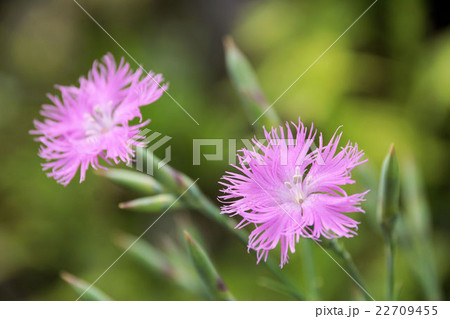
[224,36,281,128]
[184,231,235,301]
[377,144,400,231]
[60,272,112,301]
[119,194,181,213]
[99,169,163,195]
[114,232,204,297]
[397,160,442,300]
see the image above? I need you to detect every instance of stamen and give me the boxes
[293,166,302,184]
[93,105,102,115]
[285,167,306,205]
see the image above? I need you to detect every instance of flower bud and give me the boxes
[224,36,280,127]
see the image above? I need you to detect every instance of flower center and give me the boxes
[284,166,305,205]
[84,102,116,137]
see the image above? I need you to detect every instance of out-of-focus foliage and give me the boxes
[0,0,448,300]
[60,272,112,301]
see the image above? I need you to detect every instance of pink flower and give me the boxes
[31,53,167,185]
[219,119,368,267]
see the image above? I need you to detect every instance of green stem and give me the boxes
[328,239,373,301]
[383,229,395,301]
[302,239,320,300]
[192,195,306,301]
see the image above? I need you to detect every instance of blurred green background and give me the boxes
[0,0,449,300]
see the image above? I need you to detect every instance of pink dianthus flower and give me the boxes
[31,53,167,185]
[219,119,368,267]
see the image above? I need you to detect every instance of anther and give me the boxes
[284,181,293,189]
[293,166,302,184]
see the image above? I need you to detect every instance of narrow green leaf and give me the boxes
[402,159,431,235]
[133,148,193,193]
[114,233,173,277]
[377,144,400,230]
[376,144,400,301]
[224,36,281,128]
[301,239,320,300]
[162,236,209,297]
[259,277,293,298]
[324,239,372,301]
[98,168,164,194]
[119,194,181,213]
[115,233,205,297]
[60,272,112,301]
[264,257,305,300]
[399,159,442,300]
[184,231,235,301]
[137,151,242,229]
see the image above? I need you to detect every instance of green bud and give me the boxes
[184,231,235,301]
[98,168,164,194]
[119,194,181,213]
[377,144,400,230]
[60,272,112,301]
[224,36,281,128]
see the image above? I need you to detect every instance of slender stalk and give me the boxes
[327,239,372,301]
[376,145,399,301]
[383,230,395,300]
[192,194,306,301]
[302,239,320,300]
